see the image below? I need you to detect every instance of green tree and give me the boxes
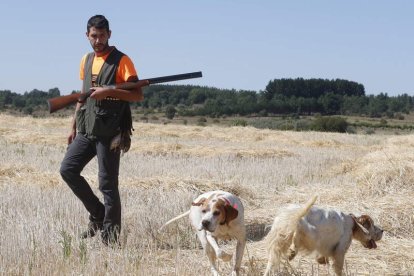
[318,92,343,115]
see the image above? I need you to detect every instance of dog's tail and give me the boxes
[158,210,191,232]
[287,195,317,228]
[264,196,317,270]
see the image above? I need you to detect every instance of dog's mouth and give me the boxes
[198,226,215,232]
[366,239,377,249]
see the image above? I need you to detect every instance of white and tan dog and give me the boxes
[264,196,383,276]
[159,190,246,276]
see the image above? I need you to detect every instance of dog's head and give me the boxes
[351,214,383,249]
[192,196,239,232]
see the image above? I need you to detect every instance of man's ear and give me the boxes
[192,197,206,206]
[224,205,239,224]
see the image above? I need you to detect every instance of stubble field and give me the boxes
[0,113,413,275]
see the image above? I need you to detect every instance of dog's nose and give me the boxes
[202,220,210,228]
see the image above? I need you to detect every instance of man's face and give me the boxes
[86,27,111,54]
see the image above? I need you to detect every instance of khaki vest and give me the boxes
[76,48,132,138]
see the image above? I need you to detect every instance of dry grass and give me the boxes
[0,113,413,275]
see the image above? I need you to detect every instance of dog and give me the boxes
[264,196,383,276]
[159,190,246,276]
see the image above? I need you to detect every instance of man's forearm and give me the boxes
[106,87,143,102]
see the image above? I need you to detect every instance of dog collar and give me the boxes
[221,197,238,210]
[219,197,238,226]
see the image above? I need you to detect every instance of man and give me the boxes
[60,15,147,246]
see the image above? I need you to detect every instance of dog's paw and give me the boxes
[287,248,296,261]
[211,270,220,276]
[316,256,329,264]
[218,251,233,262]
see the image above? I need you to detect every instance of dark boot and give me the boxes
[101,225,121,247]
[80,221,103,239]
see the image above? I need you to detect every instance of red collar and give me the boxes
[221,197,238,210]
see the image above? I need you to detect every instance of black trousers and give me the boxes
[60,133,121,235]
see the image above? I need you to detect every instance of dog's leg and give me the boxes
[206,233,232,262]
[231,230,246,276]
[332,252,345,276]
[287,232,298,261]
[332,239,352,276]
[264,259,273,276]
[197,230,219,276]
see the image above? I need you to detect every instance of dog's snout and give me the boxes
[202,220,210,228]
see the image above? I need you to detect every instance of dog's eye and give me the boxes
[201,209,207,213]
[213,211,220,216]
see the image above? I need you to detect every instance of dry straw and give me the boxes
[0,114,413,275]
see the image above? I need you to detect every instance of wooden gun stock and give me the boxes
[47,71,202,113]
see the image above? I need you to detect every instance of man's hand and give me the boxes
[89,86,111,100]
[67,129,77,145]
[136,79,150,88]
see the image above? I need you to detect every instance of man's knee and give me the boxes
[60,159,70,174]
[60,162,70,180]
[60,161,80,185]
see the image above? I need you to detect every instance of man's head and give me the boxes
[86,15,111,55]
[87,15,110,33]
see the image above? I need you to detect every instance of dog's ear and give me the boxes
[224,204,239,224]
[192,197,207,206]
[357,215,373,229]
[351,214,370,235]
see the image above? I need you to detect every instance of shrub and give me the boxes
[379,119,388,126]
[258,109,268,117]
[365,128,375,135]
[165,105,176,120]
[197,117,207,123]
[395,113,405,120]
[311,116,349,133]
[231,119,248,127]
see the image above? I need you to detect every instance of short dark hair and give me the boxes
[87,15,110,33]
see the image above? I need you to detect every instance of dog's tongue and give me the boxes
[369,240,377,249]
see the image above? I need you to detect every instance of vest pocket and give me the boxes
[75,106,86,134]
[91,107,121,137]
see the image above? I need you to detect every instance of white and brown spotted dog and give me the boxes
[159,190,246,276]
[264,196,383,276]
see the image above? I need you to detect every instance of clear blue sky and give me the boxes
[1,0,413,96]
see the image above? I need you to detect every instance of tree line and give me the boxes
[1,78,413,118]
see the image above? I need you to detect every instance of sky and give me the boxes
[0,0,413,96]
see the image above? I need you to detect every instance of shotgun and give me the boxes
[47,71,202,113]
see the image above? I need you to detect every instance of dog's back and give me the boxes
[297,206,351,256]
